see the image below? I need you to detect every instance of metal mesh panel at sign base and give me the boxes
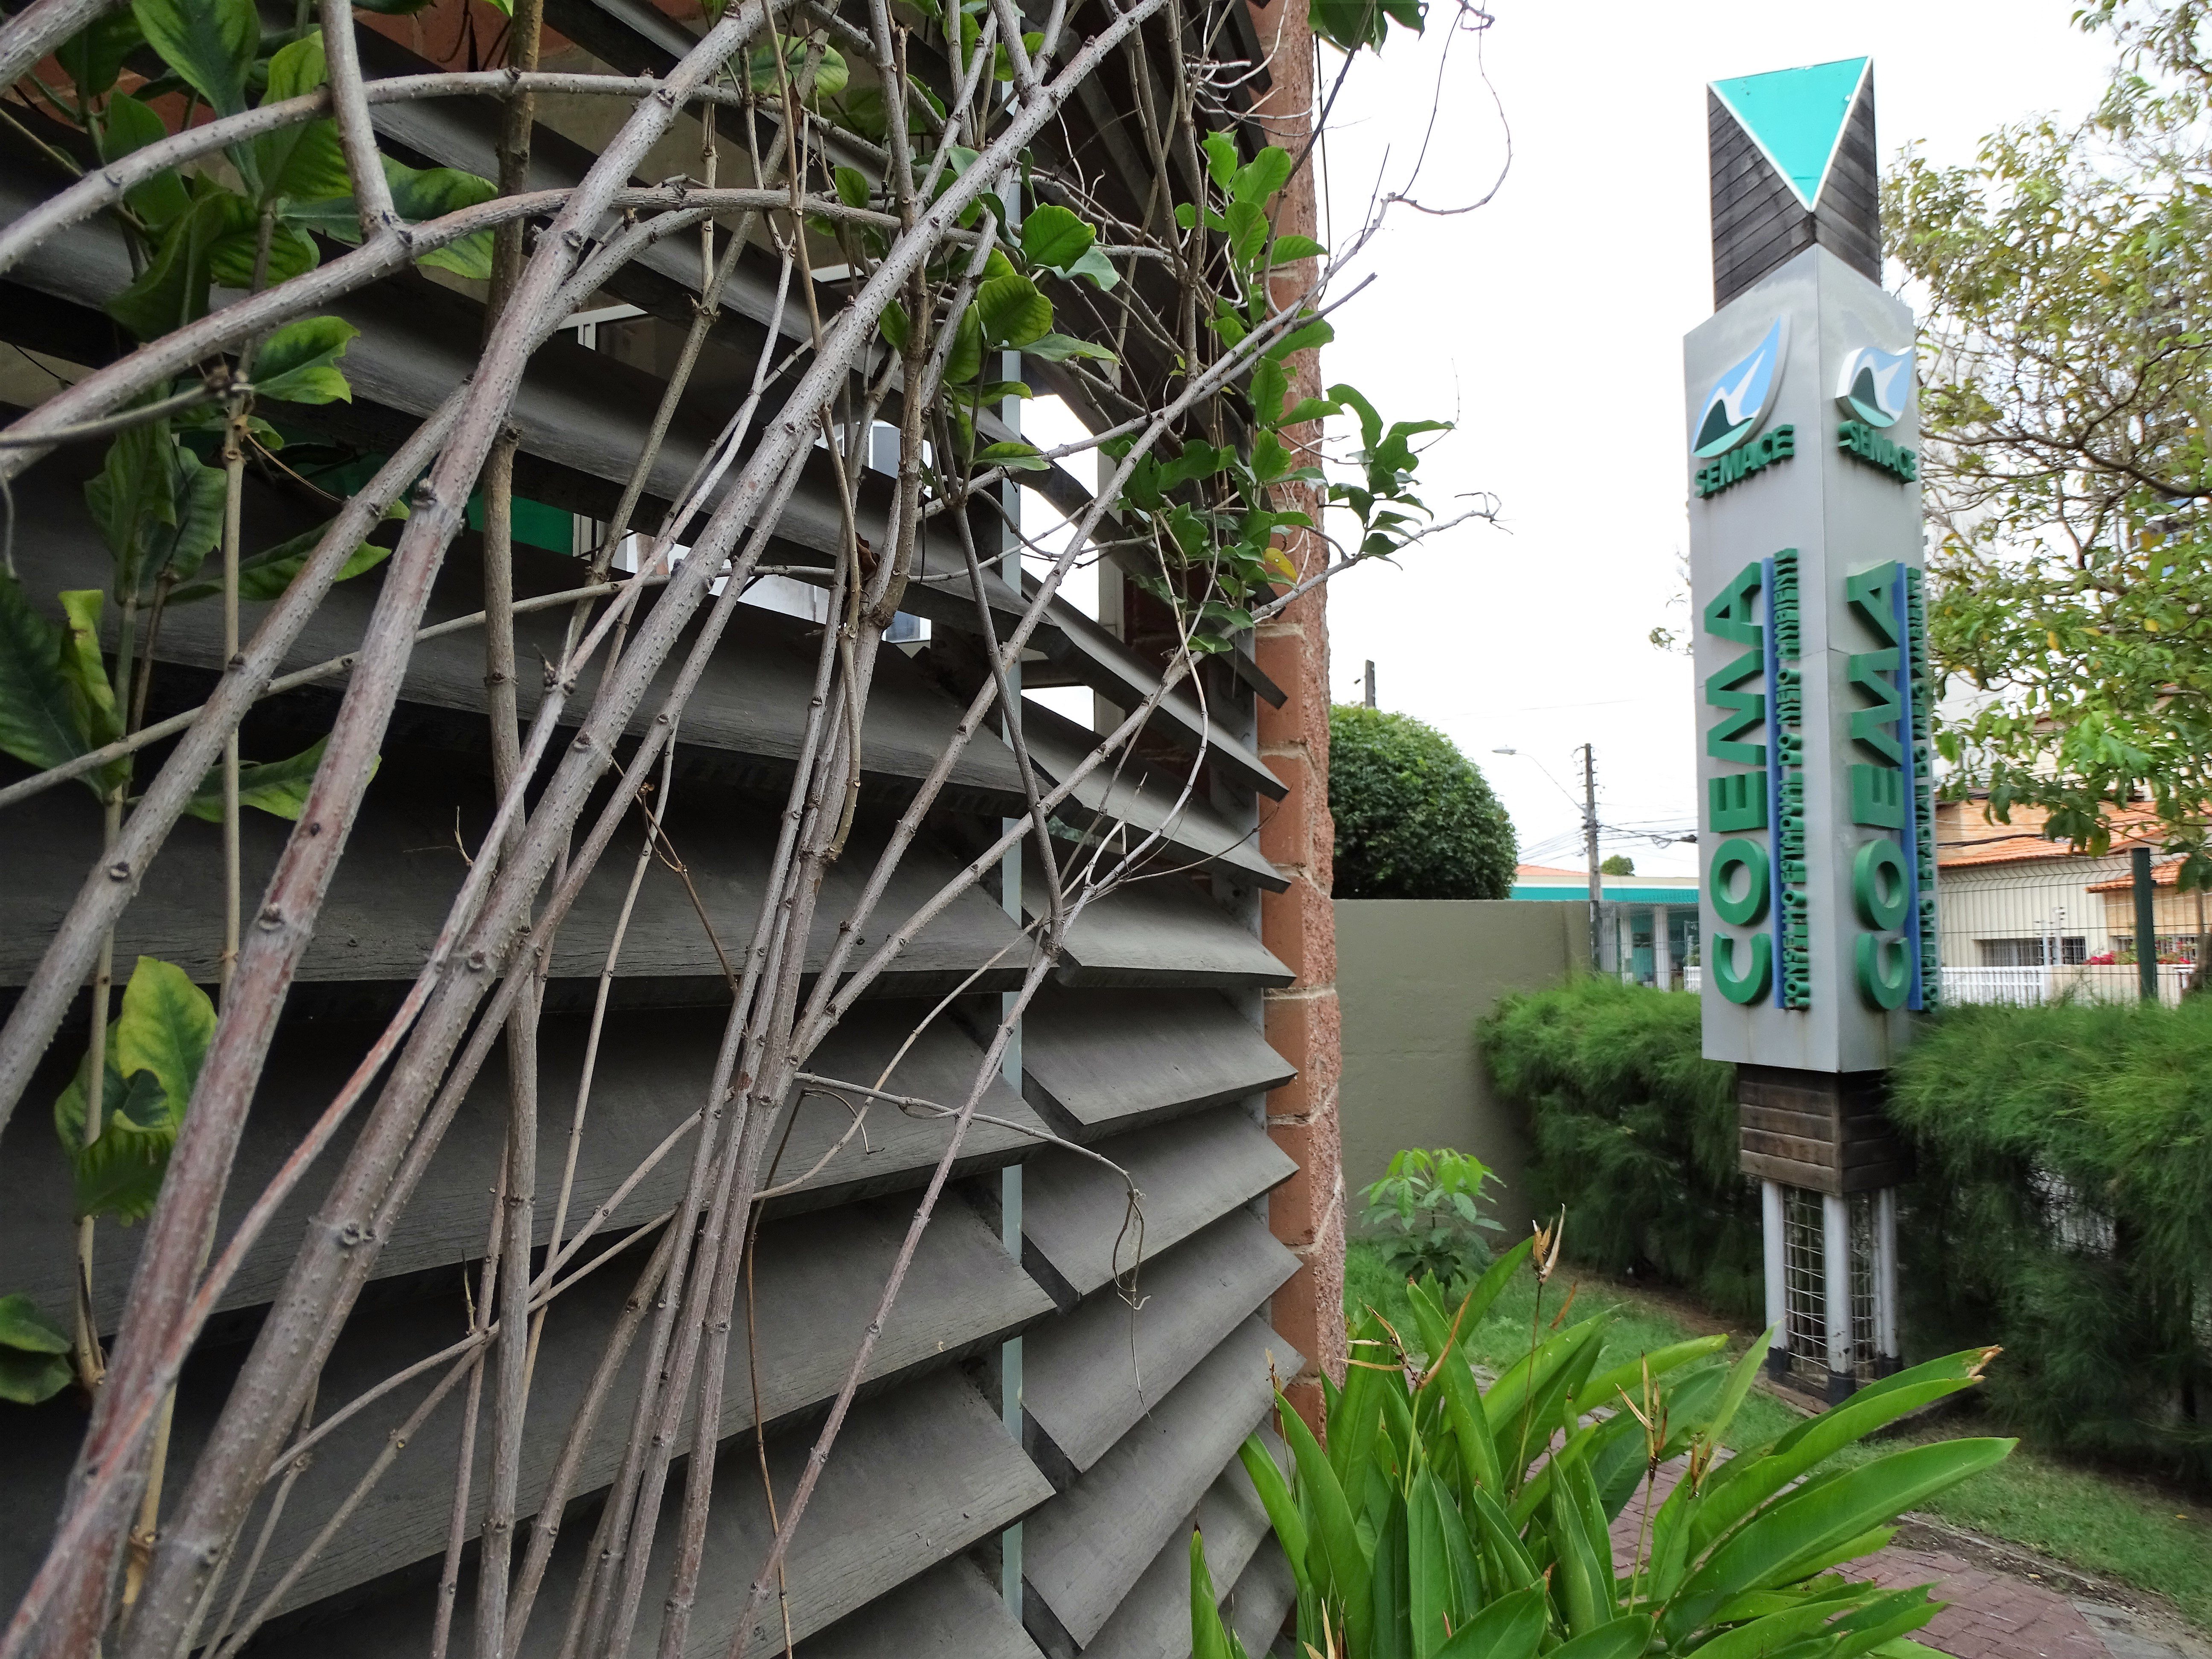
[1782,1187,1881,1384]
[1781,1187,1828,1385]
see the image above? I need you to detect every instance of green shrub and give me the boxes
[1889,998,2212,1482]
[1479,977,1760,1319]
[1328,705,1517,899]
[1196,1239,2012,1659]
[1359,1147,1506,1291]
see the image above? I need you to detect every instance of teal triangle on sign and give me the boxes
[1710,56,1870,212]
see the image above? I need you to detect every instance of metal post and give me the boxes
[1820,1192,1854,1402]
[1583,744,1601,972]
[1362,659,1376,709]
[2133,844,2158,1002]
[1761,1180,1787,1378]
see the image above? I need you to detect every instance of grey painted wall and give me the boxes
[1335,900,1584,1237]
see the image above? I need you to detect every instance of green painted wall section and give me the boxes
[1336,899,1584,1239]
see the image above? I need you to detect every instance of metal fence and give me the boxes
[1674,854,2201,1005]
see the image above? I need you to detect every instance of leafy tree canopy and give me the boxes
[1889,0,2212,882]
[1328,705,1517,899]
[1599,853,1635,876]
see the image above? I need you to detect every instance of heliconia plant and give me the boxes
[1192,1233,2011,1659]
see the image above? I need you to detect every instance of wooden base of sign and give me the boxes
[1735,1064,1910,1194]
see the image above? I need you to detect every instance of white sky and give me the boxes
[1305,0,2118,874]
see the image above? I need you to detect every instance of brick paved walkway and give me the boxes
[1606,1456,2173,1659]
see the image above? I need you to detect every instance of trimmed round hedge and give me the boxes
[1327,705,1517,899]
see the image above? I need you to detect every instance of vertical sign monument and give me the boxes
[1687,58,1931,1400]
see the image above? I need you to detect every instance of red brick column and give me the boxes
[1248,0,1347,1433]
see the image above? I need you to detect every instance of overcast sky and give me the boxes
[1304,0,2118,874]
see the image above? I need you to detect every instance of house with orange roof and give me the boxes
[1933,799,2197,1003]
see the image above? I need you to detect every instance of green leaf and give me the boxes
[114,955,215,1110]
[252,315,358,405]
[383,157,498,279]
[131,0,257,115]
[1548,1615,1655,1659]
[976,440,1048,472]
[832,165,872,210]
[1251,356,1289,427]
[1578,1334,1729,1416]
[1190,1531,1236,1659]
[1224,199,1269,264]
[0,1294,70,1355]
[877,301,911,355]
[55,591,121,756]
[1548,1466,1612,1637]
[1268,317,1336,361]
[1022,203,1097,270]
[1371,1484,1413,1659]
[55,1042,173,1224]
[108,184,244,341]
[1271,233,1328,264]
[1063,245,1121,289]
[1203,129,1238,189]
[1232,145,1293,204]
[172,518,390,605]
[1665,1440,2016,1643]
[1022,332,1118,364]
[185,736,358,822]
[96,94,191,227]
[809,45,850,99]
[1406,1468,1479,1659]
[248,34,351,206]
[0,1348,72,1406]
[1435,1585,1547,1659]
[1238,1434,1310,1593]
[0,571,96,781]
[944,306,984,386]
[61,6,146,97]
[143,446,227,591]
[1281,1391,1373,1656]
[976,272,1054,347]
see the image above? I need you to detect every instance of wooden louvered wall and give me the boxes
[0,0,1342,1650]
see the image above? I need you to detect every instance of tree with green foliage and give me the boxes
[1599,853,1635,876]
[1329,706,1517,899]
[1887,0,2212,879]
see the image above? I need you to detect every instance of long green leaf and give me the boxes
[1371,1486,1413,1659]
[1692,1350,1997,1551]
[1191,1530,1236,1659]
[1547,1614,1654,1659]
[1687,1592,1880,1659]
[1282,1388,1373,1654]
[1665,1439,2015,1642]
[1464,1482,1540,1595]
[1435,1583,1547,1659]
[1496,1324,1607,1489]
[1548,1480,1609,1639]
[1481,1315,1605,1454]
[1407,1468,1478,1659]
[1333,1310,1391,1496]
[1578,1335,1728,1416]
[1239,1434,1310,1593]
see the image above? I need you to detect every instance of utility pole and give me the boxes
[1582,742,1602,971]
[1362,660,1376,709]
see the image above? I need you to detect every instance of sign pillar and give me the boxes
[1688,56,1930,1397]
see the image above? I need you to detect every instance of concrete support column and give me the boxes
[1761,1179,1787,1378]
[1874,1186,1900,1373]
[1652,905,1672,988]
[1821,1191,1854,1401]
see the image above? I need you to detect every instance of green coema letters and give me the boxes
[1843,562,1934,1010]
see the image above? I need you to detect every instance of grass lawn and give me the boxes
[1344,1240,2212,1635]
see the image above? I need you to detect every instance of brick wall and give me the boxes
[1247,0,1349,1432]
